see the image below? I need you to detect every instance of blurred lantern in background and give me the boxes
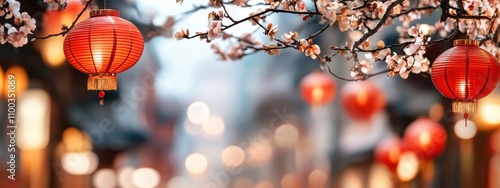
[396,151,420,182]
[474,90,500,131]
[431,39,500,124]
[374,136,402,171]
[340,81,386,121]
[3,65,28,99]
[18,89,51,150]
[39,0,89,68]
[403,118,447,160]
[299,70,336,106]
[63,9,144,105]
[0,66,3,97]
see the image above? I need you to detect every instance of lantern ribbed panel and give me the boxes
[63,9,144,75]
[431,39,500,113]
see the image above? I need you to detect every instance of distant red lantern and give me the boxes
[340,81,386,121]
[300,71,336,106]
[374,136,402,171]
[403,118,447,160]
[431,39,500,123]
[63,9,144,105]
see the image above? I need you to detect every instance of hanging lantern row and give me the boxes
[375,118,447,171]
[431,39,500,124]
[63,9,144,105]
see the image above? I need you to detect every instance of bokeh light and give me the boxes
[247,141,273,164]
[308,170,328,188]
[274,124,300,149]
[202,116,225,137]
[92,169,116,188]
[454,119,477,140]
[221,145,245,168]
[479,104,500,125]
[428,103,444,122]
[281,173,300,188]
[419,24,431,36]
[61,151,99,175]
[233,177,254,188]
[368,164,393,188]
[187,102,210,124]
[340,169,363,188]
[167,176,191,188]
[62,127,92,152]
[4,65,28,98]
[255,180,275,188]
[397,152,420,182]
[0,66,3,97]
[17,89,51,150]
[185,153,208,175]
[117,166,135,188]
[131,168,161,188]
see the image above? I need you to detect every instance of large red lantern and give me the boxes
[403,118,447,160]
[431,39,500,121]
[340,81,386,121]
[63,9,144,105]
[374,136,402,171]
[300,70,336,106]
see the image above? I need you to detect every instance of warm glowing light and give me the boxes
[167,176,190,188]
[185,153,208,175]
[308,170,328,188]
[389,148,401,164]
[355,89,368,106]
[131,168,161,188]
[312,87,324,102]
[419,24,431,36]
[340,169,363,188]
[233,177,254,188]
[202,116,225,137]
[397,152,419,182]
[274,124,300,148]
[0,66,3,97]
[419,132,431,147]
[480,104,500,125]
[368,164,393,188]
[255,180,275,188]
[187,102,210,124]
[17,89,50,150]
[92,50,104,67]
[92,169,116,188]
[40,38,67,67]
[454,119,477,139]
[62,127,92,152]
[61,151,99,175]
[221,146,245,168]
[247,141,273,164]
[281,173,300,188]
[117,167,135,188]
[4,65,28,98]
[428,103,444,122]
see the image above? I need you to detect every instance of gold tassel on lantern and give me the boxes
[87,73,118,91]
[452,100,478,113]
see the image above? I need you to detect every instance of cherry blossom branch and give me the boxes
[34,0,91,40]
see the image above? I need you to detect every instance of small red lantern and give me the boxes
[63,9,144,105]
[403,118,447,160]
[431,39,500,122]
[374,136,402,171]
[300,71,336,106]
[340,81,386,121]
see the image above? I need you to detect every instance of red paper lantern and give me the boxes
[340,81,386,120]
[403,118,447,160]
[63,9,144,105]
[374,136,402,171]
[300,71,336,106]
[431,39,500,121]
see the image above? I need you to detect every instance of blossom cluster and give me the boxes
[0,0,36,47]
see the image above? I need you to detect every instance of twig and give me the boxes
[34,1,91,40]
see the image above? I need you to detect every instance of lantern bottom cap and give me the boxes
[88,74,117,90]
[452,100,477,113]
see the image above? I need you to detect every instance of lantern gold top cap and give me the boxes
[90,9,120,17]
[454,39,479,46]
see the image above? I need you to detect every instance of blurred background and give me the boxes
[1,0,500,188]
